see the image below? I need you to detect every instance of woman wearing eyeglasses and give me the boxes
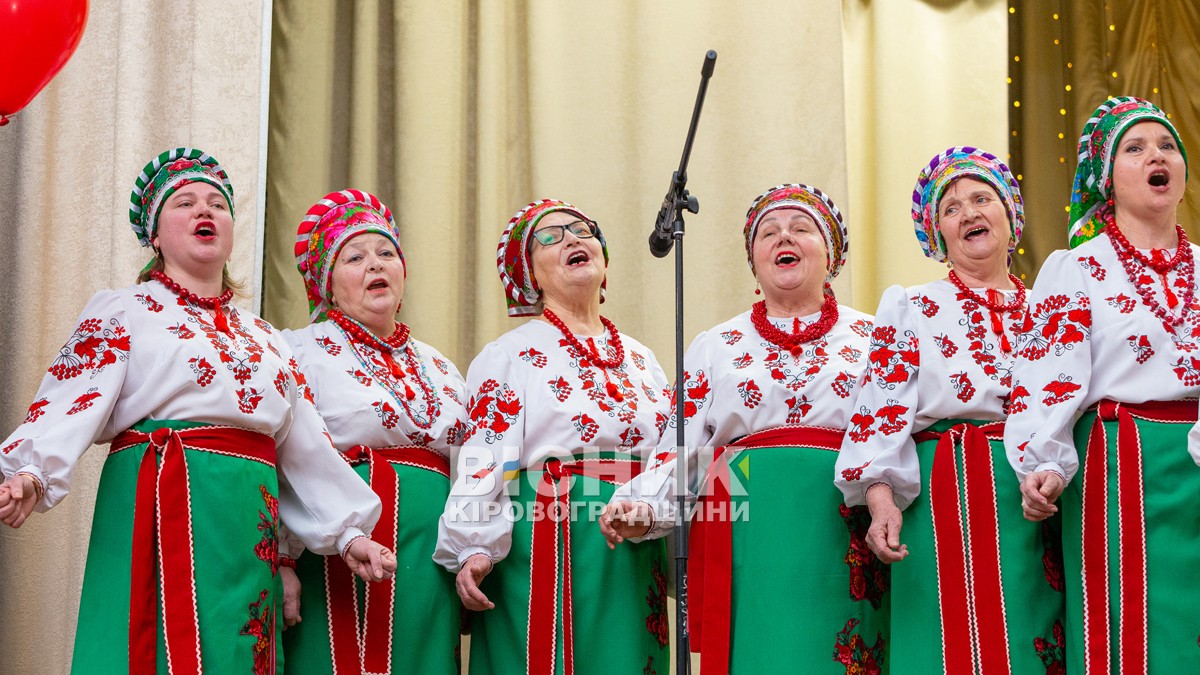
[435,199,671,675]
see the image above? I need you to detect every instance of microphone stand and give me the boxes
[648,49,716,675]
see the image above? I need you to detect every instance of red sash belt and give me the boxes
[912,421,1009,675]
[688,424,845,675]
[527,455,643,675]
[1080,399,1195,675]
[324,445,450,675]
[111,424,276,675]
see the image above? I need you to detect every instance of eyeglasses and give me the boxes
[530,220,598,246]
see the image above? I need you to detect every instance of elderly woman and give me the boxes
[279,189,467,674]
[0,149,394,672]
[602,184,886,674]
[835,147,1064,674]
[1008,96,1197,674]
[434,199,670,674]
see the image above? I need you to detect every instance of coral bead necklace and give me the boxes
[750,285,839,356]
[542,307,626,401]
[151,270,234,333]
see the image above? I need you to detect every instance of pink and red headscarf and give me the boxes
[743,184,848,281]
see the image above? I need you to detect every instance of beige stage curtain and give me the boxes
[842,0,1011,309]
[264,0,851,374]
[0,2,270,672]
[1010,0,1200,282]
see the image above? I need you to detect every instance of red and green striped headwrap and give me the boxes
[496,199,608,317]
[743,184,848,280]
[128,147,233,247]
[1068,96,1188,249]
[294,189,403,322]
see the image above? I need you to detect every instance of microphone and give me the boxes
[648,176,678,258]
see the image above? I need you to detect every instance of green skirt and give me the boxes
[690,425,890,675]
[283,446,459,674]
[888,419,1065,675]
[72,419,283,674]
[1065,400,1200,675]
[468,453,669,675]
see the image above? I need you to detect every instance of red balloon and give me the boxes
[0,0,89,119]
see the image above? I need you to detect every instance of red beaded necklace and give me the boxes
[750,285,839,355]
[151,270,234,333]
[1104,209,1195,327]
[947,270,1026,353]
[542,308,626,400]
[328,309,438,427]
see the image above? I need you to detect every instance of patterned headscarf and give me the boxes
[1068,96,1188,248]
[911,147,1023,263]
[496,198,609,317]
[294,189,403,322]
[743,184,848,280]
[128,147,234,248]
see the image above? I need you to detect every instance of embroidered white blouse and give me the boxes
[614,305,875,538]
[834,280,1028,510]
[433,319,670,571]
[1004,235,1200,482]
[0,280,381,555]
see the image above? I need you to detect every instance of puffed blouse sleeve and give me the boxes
[0,290,131,509]
[1004,249,1093,482]
[835,285,923,509]
[611,330,714,540]
[434,340,525,572]
[272,334,383,556]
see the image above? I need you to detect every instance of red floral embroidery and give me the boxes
[1017,294,1090,362]
[373,400,401,429]
[913,294,940,318]
[933,333,958,358]
[1,439,22,455]
[1127,334,1154,364]
[875,400,909,435]
[868,325,918,388]
[347,368,372,387]
[840,504,889,609]
[785,394,812,423]
[1041,376,1081,406]
[290,359,315,404]
[839,346,863,363]
[1078,255,1106,281]
[66,389,102,415]
[466,380,522,442]
[631,351,646,370]
[447,419,469,446]
[188,357,215,387]
[1173,356,1200,386]
[655,412,668,435]
[253,317,272,334]
[640,383,659,403]
[1008,385,1030,414]
[432,355,450,375]
[1106,293,1136,314]
[50,318,130,380]
[272,369,288,397]
[849,318,872,338]
[548,376,572,402]
[252,485,280,574]
[831,618,885,674]
[840,458,872,481]
[732,352,753,369]
[468,461,498,482]
[848,407,875,443]
[572,413,599,443]
[134,293,164,312]
[762,339,830,391]
[167,323,196,340]
[442,385,462,405]
[24,399,49,424]
[644,562,669,647]
[831,372,855,399]
[519,347,548,368]
[317,336,342,356]
[737,379,762,408]
[1033,621,1066,675]
[950,372,976,403]
[619,426,645,450]
[236,387,264,414]
[674,370,710,419]
[720,329,744,345]
[239,589,274,675]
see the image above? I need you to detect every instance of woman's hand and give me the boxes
[456,553,495,611]
[280,566,302,628]
[343,537,397,582]
[864,483,908,563]
[599,500,653,549]
[1020,471,1065,521]
[0,474,40,528]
